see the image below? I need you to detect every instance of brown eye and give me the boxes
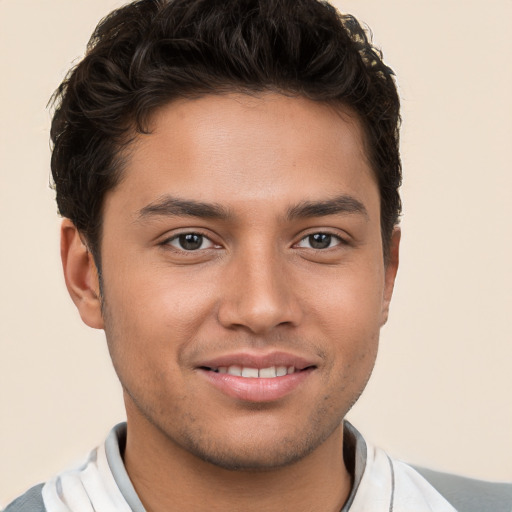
[297,233,342,250]
[168,233,214,251]
[309,233,331,249]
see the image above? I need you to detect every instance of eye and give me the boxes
[296,233,343,250]
[166,233,216,251]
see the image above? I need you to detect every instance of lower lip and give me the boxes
[199,368,314,402]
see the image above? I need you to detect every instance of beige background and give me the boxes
[1,0,511,506]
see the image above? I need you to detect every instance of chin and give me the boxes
[182,435,319,472]
[172,411,344,472]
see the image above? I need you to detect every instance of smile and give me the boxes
[206,365,298,378]
[197,353,317,402]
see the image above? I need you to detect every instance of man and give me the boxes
[5,0,511,511]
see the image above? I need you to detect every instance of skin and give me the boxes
[61,92,400,512]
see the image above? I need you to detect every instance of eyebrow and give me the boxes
[137,195,230,220]
[286,195,368,220]
[136,193,368,222]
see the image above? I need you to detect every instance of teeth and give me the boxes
[276,366,287,377]
[241,367,259,378]
[215,365,298,378]
[227,365,242,376]
[259,366,276,378]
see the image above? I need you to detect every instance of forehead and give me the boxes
[110,92,378,219]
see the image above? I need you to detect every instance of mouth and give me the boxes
[196,353,317,402]
[201,365,311,378]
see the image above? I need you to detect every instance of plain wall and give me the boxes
[1,0,511,505]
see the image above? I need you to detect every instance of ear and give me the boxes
[380,227,400,326]
[60,219,104,329]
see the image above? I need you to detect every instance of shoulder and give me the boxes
[3,484,46,512]
[413,465,512,512]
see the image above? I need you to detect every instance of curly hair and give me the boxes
[50,0,401,263]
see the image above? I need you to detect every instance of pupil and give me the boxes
[310,233,331,249]
[179,234,203,250]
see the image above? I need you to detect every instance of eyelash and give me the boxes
[163,232,218,252]
[295,232,346,250]
[161,230,347,252]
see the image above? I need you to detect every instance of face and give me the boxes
[91,93,398,470]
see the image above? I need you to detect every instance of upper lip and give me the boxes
[195,351,318,371]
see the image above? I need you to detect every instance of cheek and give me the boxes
[101,262,220,376]
[106,259,214,326]
[308,260,384,328]
[306,263,384,365]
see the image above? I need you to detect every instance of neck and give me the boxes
[123,413,352,512]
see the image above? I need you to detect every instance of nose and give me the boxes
[217,247,303,334]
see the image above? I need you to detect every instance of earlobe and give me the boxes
[60,219,104,329]
[381,227,401,326]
